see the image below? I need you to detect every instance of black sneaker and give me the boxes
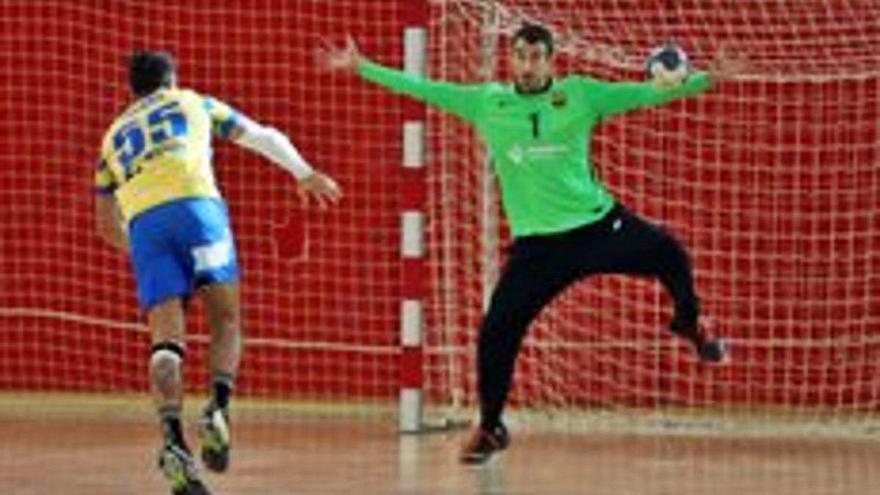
[157,442,212,495]
[198,406,230,473]
[671,322,728,363]
[459,423,510,465]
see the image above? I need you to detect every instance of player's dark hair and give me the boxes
[512,23,554,55]
[128,50,176,97]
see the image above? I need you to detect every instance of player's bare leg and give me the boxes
[150,298,187,448]
[149,297,211,495]
[197,282,242,473]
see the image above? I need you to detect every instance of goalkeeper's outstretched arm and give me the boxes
[586,47,744,119]
[584,72,713,118]
[321,36,482,122]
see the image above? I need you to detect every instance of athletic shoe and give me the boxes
[198,405,230,473]
[671,322,728,363]
[158,442,211,495]
[459,423,510,465]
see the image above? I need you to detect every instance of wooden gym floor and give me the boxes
[1,410,878,495]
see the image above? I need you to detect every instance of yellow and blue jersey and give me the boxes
[95,88,240,222]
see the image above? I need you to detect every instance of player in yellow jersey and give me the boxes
[94,51,341,495]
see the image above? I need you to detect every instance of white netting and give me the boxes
[424,0,880,434]
[0,0,413,417]
[0,0,878,435]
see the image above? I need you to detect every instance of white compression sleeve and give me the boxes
[232,115,315,180]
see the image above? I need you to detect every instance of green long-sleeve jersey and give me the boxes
[358,59,712,238]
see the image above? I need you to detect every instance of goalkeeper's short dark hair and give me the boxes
[129,50,176,97]
[512,23,554,55]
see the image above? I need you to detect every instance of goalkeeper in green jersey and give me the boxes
[326,23,735,465]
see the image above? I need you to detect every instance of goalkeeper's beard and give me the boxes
[514,74,552,95]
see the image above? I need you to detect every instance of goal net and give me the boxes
[0,0,415,418]
[422,0,880,434]
[0,0,877,435]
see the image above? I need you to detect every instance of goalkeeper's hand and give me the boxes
[651,68,687,90]
[707,45,748,83]
[297,171,342,209]
[319,35,361,74]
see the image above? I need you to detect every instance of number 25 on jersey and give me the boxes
[113,101,188,179]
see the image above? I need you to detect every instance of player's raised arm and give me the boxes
[585,45,742,119]
[582,72,712,119]
[321,36,483,122]
[207,98,342,209]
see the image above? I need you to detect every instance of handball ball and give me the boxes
[645,43,689,88]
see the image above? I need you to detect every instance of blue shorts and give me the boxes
[129,197,240,310]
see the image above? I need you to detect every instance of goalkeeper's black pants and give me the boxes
[477,203,700,430]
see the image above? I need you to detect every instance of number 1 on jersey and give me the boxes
[529,112,540,139]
